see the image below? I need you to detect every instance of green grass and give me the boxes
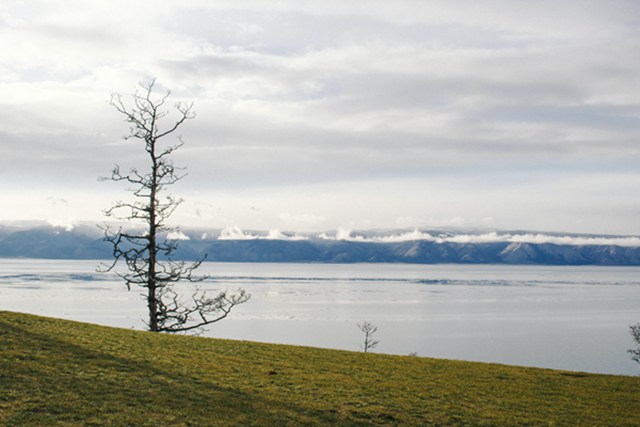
[1,311,639,426]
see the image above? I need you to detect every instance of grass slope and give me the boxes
[1,311,639,426]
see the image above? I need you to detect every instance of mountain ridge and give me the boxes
[1,223,639,265]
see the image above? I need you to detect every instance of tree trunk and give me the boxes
[148,139,159,332]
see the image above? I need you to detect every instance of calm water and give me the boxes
[1,259,639,376]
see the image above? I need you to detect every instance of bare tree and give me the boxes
[357,321,379,353]
[629,323,640,363]
[100,79,249,333]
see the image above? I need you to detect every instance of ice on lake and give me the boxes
[1,259,639,376]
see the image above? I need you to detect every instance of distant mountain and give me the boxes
[0,223,107,259]
[1,223,640,266]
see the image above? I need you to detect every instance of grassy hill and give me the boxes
[1,311,639,426]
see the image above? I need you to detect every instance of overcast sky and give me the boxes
[1,0,639,235]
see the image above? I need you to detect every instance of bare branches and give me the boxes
[101,79,249,333]
[155,288,250,333]
[629,323,640,363]
[109,78,195,146]
[358,321,379,353]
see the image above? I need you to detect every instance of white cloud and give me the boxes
[314,229,640,247]
[167,231,191,241]
[218,226,259,240]
[264,229,308,241]
[43,197,75,231]
[217,226,307,241]
[211,226,640,247]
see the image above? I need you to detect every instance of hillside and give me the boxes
[1,223,640,265]
[1,311,639,426]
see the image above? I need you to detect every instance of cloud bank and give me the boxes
[215,227,640,247]
[217,226,307,241]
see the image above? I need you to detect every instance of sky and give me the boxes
[1,0,639,235]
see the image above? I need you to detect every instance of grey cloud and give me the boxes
[2,1,640,234]
[158,36,639,157]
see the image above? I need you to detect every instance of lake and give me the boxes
[1,259,639,376]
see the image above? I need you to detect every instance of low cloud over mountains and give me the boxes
[1,223,639,266]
